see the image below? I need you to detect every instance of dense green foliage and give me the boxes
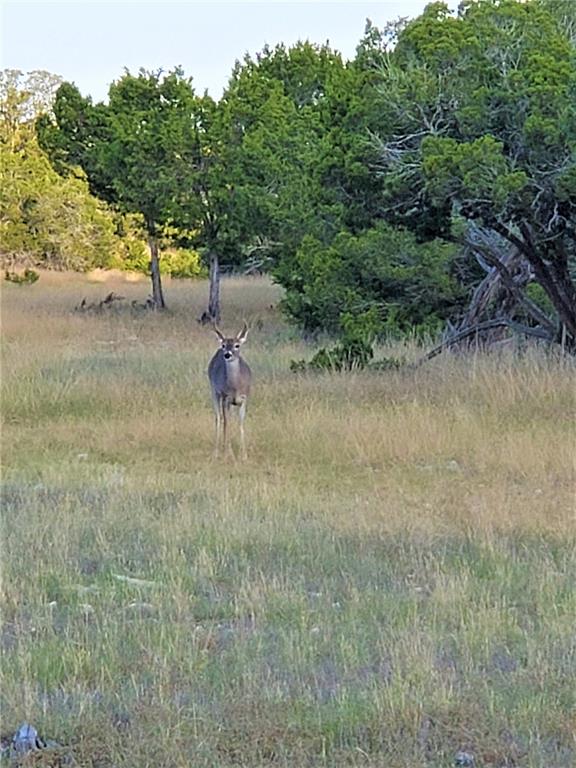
[213,39,470,338]
[37,68,212,305]
[0,71,119,270]
[3,0,575,340]
[370,0,576,341]
[191,41,346,272]
[278,224,461,336]
[0,71,203,278]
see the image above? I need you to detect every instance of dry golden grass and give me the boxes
[1,272,575,767]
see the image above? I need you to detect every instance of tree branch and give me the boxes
[461,236,557,334]
[412,319,553,367]
[491,220,575,337]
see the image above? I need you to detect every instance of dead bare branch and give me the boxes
[412,319,553,368]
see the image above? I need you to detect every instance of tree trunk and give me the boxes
[148,232,166,310]
[208,251,221,323]
[549,240,576,344]
[494,221,576,344]
[462,229,557,335]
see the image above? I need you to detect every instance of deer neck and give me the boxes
[224,357,242,386]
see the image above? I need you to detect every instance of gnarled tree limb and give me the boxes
[413,319,552,368]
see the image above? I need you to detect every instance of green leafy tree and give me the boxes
[171,41,348,321]
[215,42,346,262]
[312,20,404,236]
[255,37,466,338]
[39,68,204,308]
[1,70,119,270]
[371,0,576,345]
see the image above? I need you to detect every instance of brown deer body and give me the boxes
[208,323,252,458]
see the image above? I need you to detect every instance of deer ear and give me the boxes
[213,324,225,342]
[237,321,249,344]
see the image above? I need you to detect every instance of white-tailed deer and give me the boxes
[208,322,252,458]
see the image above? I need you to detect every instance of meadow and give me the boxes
[1,272,575,767]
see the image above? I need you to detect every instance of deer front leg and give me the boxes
[238,398,248,460]
[213,393,222,457]
[221,397,233,457]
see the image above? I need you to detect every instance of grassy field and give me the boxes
[1,272,575,767]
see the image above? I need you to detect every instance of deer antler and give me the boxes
[212,322,225,341]
[237,321,249,342]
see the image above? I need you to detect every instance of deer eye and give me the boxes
[234,344,240,349]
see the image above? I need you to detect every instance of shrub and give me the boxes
[290,310,403,373]
[275,222,463,338]
[161,248,205,278]
[113,239,205,279]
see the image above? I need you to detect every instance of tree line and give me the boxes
[1,0,575,350]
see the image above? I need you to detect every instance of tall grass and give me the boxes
[1,272,575,767]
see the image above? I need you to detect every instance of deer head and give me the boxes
[213,322,249,362]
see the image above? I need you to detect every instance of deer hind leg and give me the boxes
[238,398,248,460]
